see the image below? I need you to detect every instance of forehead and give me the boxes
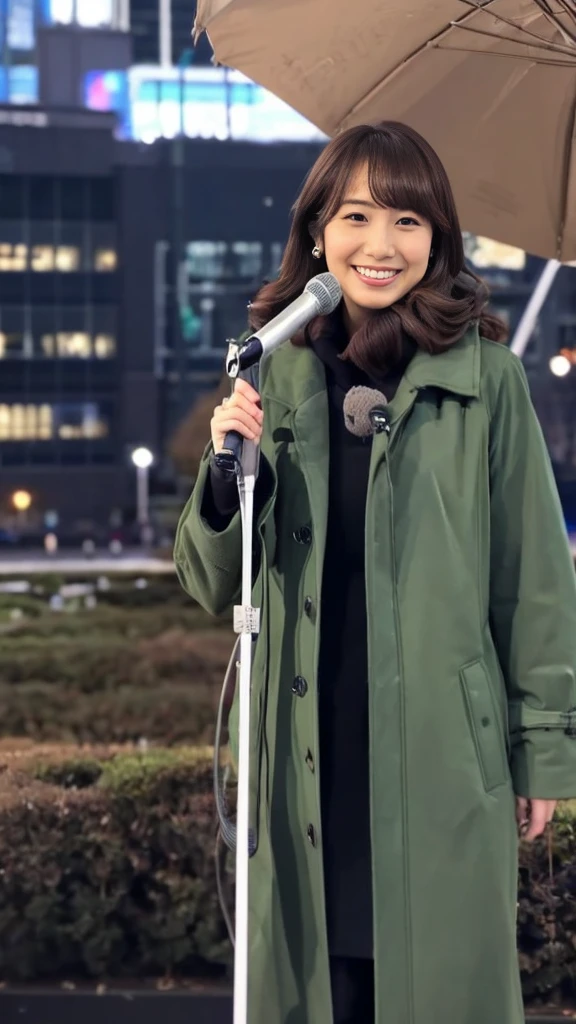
[342,161,371,197]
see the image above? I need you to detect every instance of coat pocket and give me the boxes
[459,659,510,793]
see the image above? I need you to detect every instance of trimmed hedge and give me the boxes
[0,742,575,1010]
[0,744,231,981]
[0,600,235,745]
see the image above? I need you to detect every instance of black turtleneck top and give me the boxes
[203,316,414,958]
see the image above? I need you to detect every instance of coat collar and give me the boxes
[404,321,481,399]
[265,319,482,411]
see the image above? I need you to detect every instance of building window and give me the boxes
[31,245,81,271]
[186,240,263,279]
[0,331,26,358]
[0,243,27,270]
[232,241,262,278]
[94,333,116,358]
[56,403,109,439]
[55,246,81,271]
[94,248,117,271]
[41,331,116,358]
[31,245,53,271]
[0,404,53,440]
[0,402,109,439]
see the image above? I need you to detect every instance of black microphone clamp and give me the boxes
[369,406,391,435]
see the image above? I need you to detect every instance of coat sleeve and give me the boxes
[173,442,276,617]
[173,443,243,616]
[488,353,576,799]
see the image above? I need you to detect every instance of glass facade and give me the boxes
[0,173,118,465]
[83,66,328,144]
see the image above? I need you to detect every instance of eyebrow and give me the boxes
[340,198,379,208]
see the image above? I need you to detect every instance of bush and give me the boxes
[0,629,233,691]
[0,744,230,981]
[0,615,235,745]
[0,681,220,745]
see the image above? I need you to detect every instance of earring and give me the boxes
[312,245,323,259]
[428,248,435,262]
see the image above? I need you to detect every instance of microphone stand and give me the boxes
[215,339,262,1024]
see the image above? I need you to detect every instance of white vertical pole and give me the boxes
[510,259,562,358]
[136,465,149,525]
[118,0,130,31]
[159,0,172,66]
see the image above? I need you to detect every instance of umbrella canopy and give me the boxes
[194,0,576,261]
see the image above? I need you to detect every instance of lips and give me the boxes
[352,266,402,287]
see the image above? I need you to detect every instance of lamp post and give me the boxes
[131,447,154,545]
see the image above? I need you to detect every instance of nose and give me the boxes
[363,227,396,262]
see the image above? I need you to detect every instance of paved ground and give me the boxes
[0,549,175,574]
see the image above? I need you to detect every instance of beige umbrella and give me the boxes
[194,0,576,261]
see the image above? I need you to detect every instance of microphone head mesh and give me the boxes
[343,386,388,437]
[305,273,342,315]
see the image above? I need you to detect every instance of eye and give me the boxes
[397,216,421,226]
[344,212,367,223]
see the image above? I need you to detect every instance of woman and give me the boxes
[174,122,576,1024]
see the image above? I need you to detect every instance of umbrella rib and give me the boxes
[450,19,576,57]
[341,0,504,123]
[530,0,576,45]
[433,41,575,64]
[457,0,576,53]
[554,0,576,27]
[556,84,576,260]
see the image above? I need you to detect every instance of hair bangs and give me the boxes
[365,137,451,232]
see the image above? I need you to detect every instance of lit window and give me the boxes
[11,404,26,439]
[186,241,227,278]
[94,333,116,358]
[41,334,55,357]
[56,403,109,439]
[463,234,526,271]
[0,402,107,440]
[232,241,262,277]
[0,243,27,271]
[0,405,10,440]
[55,247,80,272]
[0,332,25,358]
[56,332,92,358]
[38,405,53,439]
[0,403,54,440]
[94,249,117,272]
[31,246,55,272]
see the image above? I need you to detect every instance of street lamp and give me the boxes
[550,354,571,377]
[12,490,32,512]
[12,489,32,531]
[131,447,154,541]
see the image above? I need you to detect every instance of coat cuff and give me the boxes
[509,702,576,798]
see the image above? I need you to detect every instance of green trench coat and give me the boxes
[174,323,576,1024]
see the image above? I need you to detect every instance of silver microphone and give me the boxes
[343,386,391,437]
[230,273,342,374]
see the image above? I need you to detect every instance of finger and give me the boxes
[212,412,262,441]
[523,803,549,843]
[233,378,262,405]
[225,392,264,422]
[214,403,262,434]
[515,797,528,827]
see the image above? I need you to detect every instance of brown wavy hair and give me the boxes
[249,121,507,377]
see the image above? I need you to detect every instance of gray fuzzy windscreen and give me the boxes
[343,386,388,437]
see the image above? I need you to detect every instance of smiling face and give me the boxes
[320,162,434,334]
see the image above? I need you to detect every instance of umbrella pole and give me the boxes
[510,259,561,358]
[233,440,260,1024]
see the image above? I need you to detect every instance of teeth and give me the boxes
[355,266,399,280]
